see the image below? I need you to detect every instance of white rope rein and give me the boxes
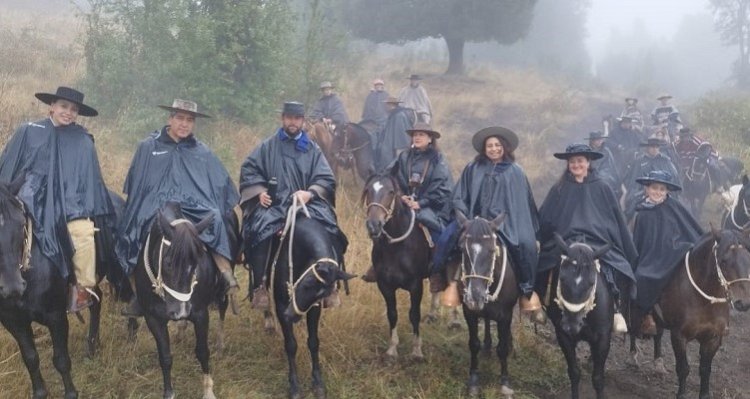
[460,234,508,303]
[142,218,200,302]
[365,195,416,243]
[684,242,750,304]
[555,243,601,315]
[729,198,750,230]
[14,198,33,272]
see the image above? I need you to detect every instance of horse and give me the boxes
[133,202,228,399]
[362,173,434,360]
[454,211,520,398]
[682,154,713,218]
[723,175,750,230]
[541,235,613,399]
[305,120,335,168]
[264,201,355,399]
[652,228,750,399]
[330,122,375,183]
[0,175,79,399]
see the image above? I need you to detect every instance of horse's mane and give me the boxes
[159,220,206,268]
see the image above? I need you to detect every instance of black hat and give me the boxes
[281,101,305,117]
[472,126,519,153]
[625,97,638,103]
[406,122,441,138]
[34,86,98,117]
[636,170,681,191]
[585,131,608,140]
[553,143,604,160]
[407,74,423,80]
[158,99,211,118]
[639,138,666,147]
[678,127,692,136]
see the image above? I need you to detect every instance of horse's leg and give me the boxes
[381,285,399,359]
[628,333,641,367]
[408,282,424,361]
[216,298,228,356]
[464,309,481,398]
[191,310,216,399]
[86,285,103,358]
[46,312,78,399]
[653,326,667,374]
[591,330,612,399]
[263,310,276,334]
[127,316,139,342]
[448,306,463,330]
[0,313,49,399]
[482,318,493,355]
[306,307,326,399]
[144,314,175,399]
[424,292,440,323]
[174,319,189,343]
[555,329,581,399]
[277,306,301,399]
[496,315,514,397]
[698,336,722,399]
[670,331,689,399]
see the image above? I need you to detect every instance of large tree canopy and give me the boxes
[711,0,750,88]
[343,0,537,74]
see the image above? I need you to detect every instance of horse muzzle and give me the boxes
[0,275,26,299]
[166,301,192,320]
[561,311,586,336]
[731,299,750,312]
[366,220,383,239]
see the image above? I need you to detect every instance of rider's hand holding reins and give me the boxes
[400,195,420,210]
[294,190,314,205]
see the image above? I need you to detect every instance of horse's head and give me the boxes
[283,258,356,323]
[554,234,611,335]
[0,174,28,299]
[362,174,401,239]
[151,202,213,320]
[456,211,507,312]
[711,227,750,311]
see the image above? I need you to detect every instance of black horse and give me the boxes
[331,122,375,183]
[455,211,520,398]
[0,175,78,399]
[723,175,750,230]
[682,154,713,218]
[542,235,613,399]
[363,173,432,361]
[263,211,355,399]
[134,202,228,399]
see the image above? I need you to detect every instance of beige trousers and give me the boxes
[212,253,231,273]
[68,219,97,288]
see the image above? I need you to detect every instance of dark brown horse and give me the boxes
[362,173,433,360]
[305,120,334,167]
[330,122,374,183]
[653,228,750,399]
[454,211,520,398]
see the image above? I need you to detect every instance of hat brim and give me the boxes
[586,135,608,140]
[406,128,441,139]
[407,76,423,80]
[553,151,604,161]
[35,92,98,117]
[472,126,519,154]
[635,177,681,191]
[639,141,665,147]
[158,105,211,118]
[657,96,673,100]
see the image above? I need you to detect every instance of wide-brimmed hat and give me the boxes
[158,99,211,118]
[625,97,638,103]
[639,137,666,147]
[407,74,423,80]
[406,122,441,138]
[319,81,334,89]
[585,131,608,140]
[657,94,673,101]
[636,170,681,191]
[280,101,305,117]
[35,86,98,117]
[383,96,402,104]
[471,126,519,153]
[553,143,603,160]
[372,78,384,86]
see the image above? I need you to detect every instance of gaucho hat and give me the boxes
[472,126,519,153]
[585,131,608,140]
[639,137,666,147]
[406,122,441,139]
[279,101,305,117]
[407,74,423,80]
[158,99,211,118]
[636,170,681,191]
[35,86,98,117]
[553,143,604,161]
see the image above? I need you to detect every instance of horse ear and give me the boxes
[336,268,357,282]
[553,233,569,256]
[194,213,215,233]
[593,243,611,259]
[490,212,507,230]
[157,209,173,239]
[455,210,468,228]
[709,222,721,240]
[743,174,749,186]
[9,172,26,196]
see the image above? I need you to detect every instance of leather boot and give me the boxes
[429,273,447,293]
[361,266,377,283]
[519,292,542,313]
[251,286,270,310]
[68,285,93,313]
[221,270,239,296]
[640,314,657,336]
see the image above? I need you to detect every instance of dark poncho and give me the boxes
[623,153,680,220]
[239,129,339,248]
[453,159,539,290]
[592,144,621,197]
[389,146,453,232]
[537,171,636,284]
[309,94,349,126]
[0,118,115,278]
[116,128,239,274]
[609,125,644,171]
[361,90,390,128]
[373,106,413,172]
[632,196,703,309]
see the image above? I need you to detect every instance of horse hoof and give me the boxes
[654,357,667,375]
[203,391,217,399]
[448,320,463,331]
[289,392,302,399]
[423,314,438,324]
[32,388,49,399]
[468,385,480,398]
[85,339,99,359]
[313,385,326,399]
[626,351,640,368]
[410,353,426,363]
[500,384,515,397]
[64,391,78,399]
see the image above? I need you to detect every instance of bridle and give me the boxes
[288,257,339,317]
[143,219,200,302]
[728,195,750,230]
[364,181,415,243]
[555,243,601,315]
[460,231,508,303]
[685,241,750,306]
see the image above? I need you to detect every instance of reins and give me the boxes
[684,241,750,304]
[13,198,33,272]
[728,198,750,230]
[364,180,416,243]
[555,243,601,315]
[142,219,200,302]
[460,233,508,302]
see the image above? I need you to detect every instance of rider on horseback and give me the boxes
[620,97,644,132]
[240,102,348,311]
[309,81,350,129]
[622,138,681,222]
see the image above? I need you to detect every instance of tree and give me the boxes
[342,0,537,74]
[711,0,750,88]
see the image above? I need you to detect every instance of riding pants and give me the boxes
[68,218,97,288]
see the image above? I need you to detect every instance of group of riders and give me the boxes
[0,81,736,366]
